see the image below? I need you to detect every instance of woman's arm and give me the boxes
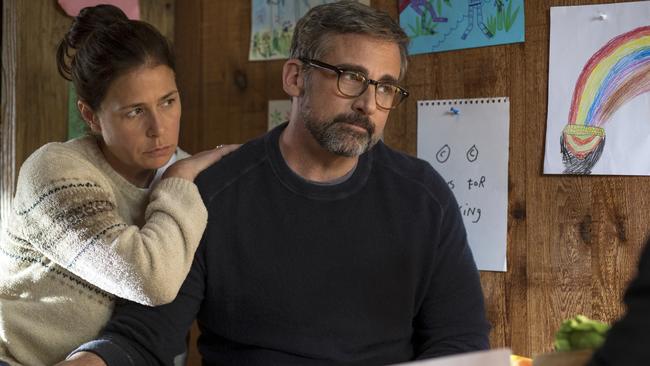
[5,143,234,305]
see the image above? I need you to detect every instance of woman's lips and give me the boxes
[144,145,173,157]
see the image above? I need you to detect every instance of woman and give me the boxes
[0,5,237,365]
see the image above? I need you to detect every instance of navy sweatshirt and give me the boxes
[75,123,490,365]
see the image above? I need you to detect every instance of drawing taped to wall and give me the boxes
[250,0,369,61]
[561,26,650,174]
[268,100,292,130]
[545,1,650,175]
[417,98,510,272]
[399,0,524,55]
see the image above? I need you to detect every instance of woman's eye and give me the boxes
[126,107,144,118]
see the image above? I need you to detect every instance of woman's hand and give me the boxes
[163,144,240,182]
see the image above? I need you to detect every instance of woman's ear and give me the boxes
[282,59,304,97]
[77,100,101,133]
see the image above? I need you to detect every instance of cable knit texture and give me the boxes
[0,136,207,366]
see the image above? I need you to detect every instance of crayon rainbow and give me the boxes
[561,26,650,174]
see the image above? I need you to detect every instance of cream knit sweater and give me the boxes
[0,136,208,365]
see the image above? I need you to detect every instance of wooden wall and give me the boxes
[174,0,650,360]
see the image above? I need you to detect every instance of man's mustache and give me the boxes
[331,114,375,136]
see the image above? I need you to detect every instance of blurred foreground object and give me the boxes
[554,315,609,352]
[510,354,532,366]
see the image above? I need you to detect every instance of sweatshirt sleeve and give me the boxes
[413,187,491,359]
[6,144,207,306]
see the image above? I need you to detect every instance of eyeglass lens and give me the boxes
[338,71,403,109]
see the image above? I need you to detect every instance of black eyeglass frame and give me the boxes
[299,57,409,109]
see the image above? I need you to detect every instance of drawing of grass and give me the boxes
[270,110,284,126]
[437,0,452,14]
[405,0,452,39]
[487,1,520,35]
[252,26,294,58]
[407,10,438,38]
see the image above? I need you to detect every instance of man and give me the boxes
[62,2,490,365]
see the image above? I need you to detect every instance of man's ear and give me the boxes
[282,59,304,97]
[77,100,101,133]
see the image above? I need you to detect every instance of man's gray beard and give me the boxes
[299,93,379,157]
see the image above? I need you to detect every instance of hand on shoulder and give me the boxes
[163,144,240,182]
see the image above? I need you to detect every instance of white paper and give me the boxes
[417,98,509,272]
[391,348,511,366]
[545,1,650,175]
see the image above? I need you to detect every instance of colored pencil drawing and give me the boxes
[486,0,520,36]
[544,1,650,176]
[250,0,370,61]
[560,26,650,174]
[268,100,292,130]
[399,0,524,55]
[400,0,449,38]
[250,0,320,61]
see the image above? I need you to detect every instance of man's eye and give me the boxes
[342,72,365,83]
[162,98,175,107]
[377,84,397,95]
[126,107,144,118]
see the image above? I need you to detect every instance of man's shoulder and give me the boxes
[373,142,446,186]
[194,134,268,205]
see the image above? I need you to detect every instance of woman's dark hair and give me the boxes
[56,4,175,111]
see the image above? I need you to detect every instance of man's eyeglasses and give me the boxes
[299,58,409,110]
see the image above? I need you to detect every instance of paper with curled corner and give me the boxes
[417,98,509,272]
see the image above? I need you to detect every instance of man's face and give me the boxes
[299,34,402,157]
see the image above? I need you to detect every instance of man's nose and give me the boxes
[351,84,377,115]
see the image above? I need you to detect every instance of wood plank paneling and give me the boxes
[175,0,650,362]
[1,0,70,226]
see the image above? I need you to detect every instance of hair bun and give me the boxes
[57,4,129,80]
[65,4,129,49]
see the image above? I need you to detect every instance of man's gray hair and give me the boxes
[289,1,410,79]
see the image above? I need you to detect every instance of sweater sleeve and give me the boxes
[413,189,491,359]
[7,144,207,305]
[69,242,207,366]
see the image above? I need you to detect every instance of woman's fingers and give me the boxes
[162,144,241,181]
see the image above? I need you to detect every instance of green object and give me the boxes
[67,83,87,140]
[554,315,610,352]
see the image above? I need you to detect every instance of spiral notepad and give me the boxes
[417,98,510,272]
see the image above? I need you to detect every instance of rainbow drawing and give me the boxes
[561,26,650,174]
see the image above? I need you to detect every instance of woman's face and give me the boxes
[85,64,181,186]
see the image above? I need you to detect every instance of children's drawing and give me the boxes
[544,2,650,175]
[67,84,87,140]
[250,0,369,61]
[399,0,524,55]
[268,100,292,130]
[560,27,650,174]
[461,0,493,40]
